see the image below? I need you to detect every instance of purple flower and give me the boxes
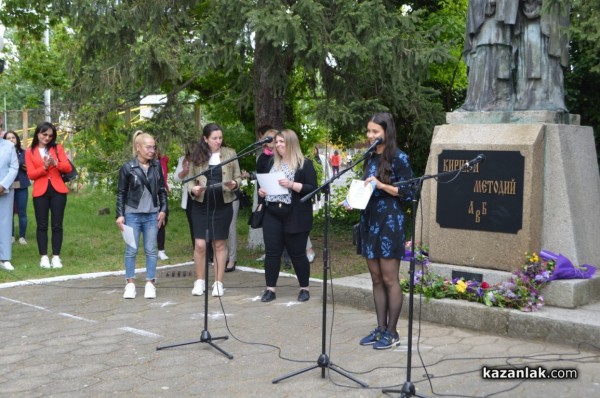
[413,270,423,285]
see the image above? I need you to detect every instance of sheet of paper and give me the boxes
[121,225,137,249]
[256,172,288,195]
[346,179,374,210]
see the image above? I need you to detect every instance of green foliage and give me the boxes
[565,0,600,168]
[421,0,469,111]
[72,111,131,191]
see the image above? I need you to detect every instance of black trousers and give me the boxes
[157,214,168,251]
[33,183,67,256]
[185,194,194,249]
[262,206,310,288]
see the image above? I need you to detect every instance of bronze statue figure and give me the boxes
[460,0,570,112]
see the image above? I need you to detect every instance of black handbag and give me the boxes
[235,189,252,209]
[55,147,79,182]
[248,203,265,229]
[61,159,79,182]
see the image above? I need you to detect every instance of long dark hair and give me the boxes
[4,130,23,153]
[30,122,58,152]
[366,112,398,184]
[190,123,223,166]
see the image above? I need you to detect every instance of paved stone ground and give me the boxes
[1,263,599,397]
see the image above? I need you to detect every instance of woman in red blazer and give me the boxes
[25,122,72,269]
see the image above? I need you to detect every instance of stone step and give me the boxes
[409,262,600,308]
[330,272,600,347]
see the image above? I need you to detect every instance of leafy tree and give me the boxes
[192,1,457,174]
[1,1,465,176]
[565,0,600,166]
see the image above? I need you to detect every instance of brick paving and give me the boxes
[0,263,598,397]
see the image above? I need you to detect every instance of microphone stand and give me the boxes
[157,145,260,359]
[383,164,470,398]
[272,150,375,387]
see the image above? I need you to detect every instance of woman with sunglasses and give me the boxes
[25,122,73,269]
[116,131,168,299]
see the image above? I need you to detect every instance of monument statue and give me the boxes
[460,0,570,112]
[461,0,518,111]
[514,0,570,111]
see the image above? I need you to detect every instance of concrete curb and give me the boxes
[331,273,600,347]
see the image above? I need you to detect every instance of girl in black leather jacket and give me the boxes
[115,131,168,300]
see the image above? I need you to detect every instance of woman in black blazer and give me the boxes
[257,129,317,302]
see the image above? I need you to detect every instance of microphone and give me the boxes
[365,137,383,153]
[465,154,486,168]
[253,136,273,146]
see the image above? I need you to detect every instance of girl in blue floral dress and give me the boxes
[348,112,413,349]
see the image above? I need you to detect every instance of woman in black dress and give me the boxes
[345,113,413,349]
[188,123,241,297]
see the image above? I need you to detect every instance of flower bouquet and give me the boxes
[400,248,570,312]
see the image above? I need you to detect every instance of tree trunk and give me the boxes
[252,39,288,138]
[249,36,291,250]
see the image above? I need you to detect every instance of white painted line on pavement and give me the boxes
[58,312,97,323]
[119,326,162,338]
[2,296,162,340]
[1,296,50,311]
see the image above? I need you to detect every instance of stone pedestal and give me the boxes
[417,112,600,272]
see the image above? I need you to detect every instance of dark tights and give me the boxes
[367,258,403,335]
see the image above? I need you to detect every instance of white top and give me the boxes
[174,155,189,209]
[208,152,220,166]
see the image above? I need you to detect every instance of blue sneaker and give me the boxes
[373,330,400,350]
[359,327,383,346]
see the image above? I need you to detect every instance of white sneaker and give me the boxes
[18,237,27,245]
[51,256,63,269]
[192,279,205,296]
[212,281,224,297]
[0,261,14,271]
[158,250,169,260]
[40,255,51,269]
[123,282,136,299]
[144,282,156,299]
[256,254,265,262]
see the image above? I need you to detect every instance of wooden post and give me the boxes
[22,109,29,145]
[194,104,202,132]
[124,108,131,126]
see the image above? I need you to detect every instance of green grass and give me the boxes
[1,188,367,283]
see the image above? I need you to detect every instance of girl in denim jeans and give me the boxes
[116,131,168,299]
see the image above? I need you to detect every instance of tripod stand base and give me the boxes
[156,329,233,359]
[272,353,367,387]
[383,381,428,398]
